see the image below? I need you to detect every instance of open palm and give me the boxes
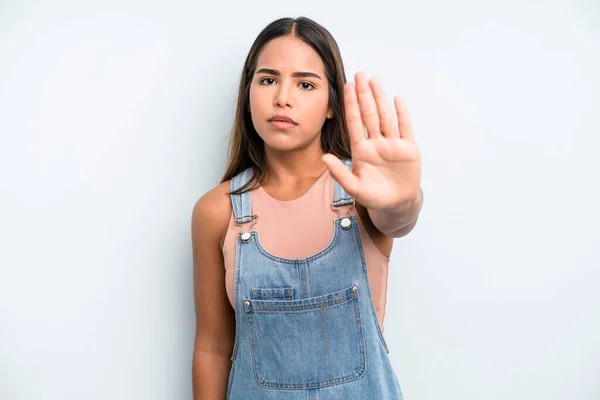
[322,72,422,211]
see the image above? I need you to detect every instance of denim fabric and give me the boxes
[226,159,404,399]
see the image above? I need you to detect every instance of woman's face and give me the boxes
[249,35,333,153]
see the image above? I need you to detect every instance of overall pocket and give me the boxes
[243,284,366,389]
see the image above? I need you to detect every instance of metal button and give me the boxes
[244,300,250,306]
[352,286,358,292]
[241,232,251,243]
[341,217,352,230]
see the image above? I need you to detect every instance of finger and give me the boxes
[322,153,359,197]
[394,96,416,143]
[355,72,381,139]
[369,77,397,138]
[344,82,366,147]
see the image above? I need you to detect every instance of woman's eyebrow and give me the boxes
[255,68,322,80]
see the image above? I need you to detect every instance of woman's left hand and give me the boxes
[322,72,422,211]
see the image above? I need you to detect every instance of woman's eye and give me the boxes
[300,82,315,91]
[260,78,276,85]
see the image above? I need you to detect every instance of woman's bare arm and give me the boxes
[191,181,235,399]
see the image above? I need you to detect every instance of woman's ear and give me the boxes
[326,107,334,119]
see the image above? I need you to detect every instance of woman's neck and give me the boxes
[262,148,327,188]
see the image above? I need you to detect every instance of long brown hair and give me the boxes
[220,16,352,195]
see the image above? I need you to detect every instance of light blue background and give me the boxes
[1,1,599,399]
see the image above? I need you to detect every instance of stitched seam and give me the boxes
[351,217,390,354]
[321,308,330,380]
[251,287,294,299]
[247,287,357,312]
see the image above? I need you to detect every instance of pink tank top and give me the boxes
[221,168,391,333]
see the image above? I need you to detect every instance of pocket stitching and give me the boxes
[251,286,294,300]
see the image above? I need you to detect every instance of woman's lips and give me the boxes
[269,120,297,130]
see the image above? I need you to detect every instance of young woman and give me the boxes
[192,16,423,400]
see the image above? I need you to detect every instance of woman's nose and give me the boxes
[274,85,293,108]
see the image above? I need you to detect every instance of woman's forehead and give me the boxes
[256,36,325,74]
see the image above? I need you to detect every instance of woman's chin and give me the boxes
[262,137,310,153]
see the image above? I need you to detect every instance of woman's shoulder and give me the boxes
[192,180,233,249]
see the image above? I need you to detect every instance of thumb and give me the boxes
[322,154,359,198]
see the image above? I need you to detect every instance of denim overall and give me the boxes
[226,159,404,400]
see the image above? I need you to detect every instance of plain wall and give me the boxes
[1,0,599,399]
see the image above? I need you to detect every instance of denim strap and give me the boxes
[332,158,355,207]
[230,167,254,225]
